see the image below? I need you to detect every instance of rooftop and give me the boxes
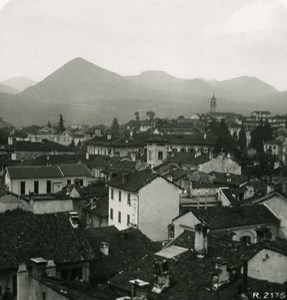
[6,163,92,179]
[0,210,95,269]
[108,170,159,192]
[187,205,279,230]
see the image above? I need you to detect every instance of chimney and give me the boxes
[31,258,47,279]
[242,259,248,294]
[17,263,29,300]
[152,260,170,294]
[46,260,56,277]
[100,242,109,256]
[194,223,208,256]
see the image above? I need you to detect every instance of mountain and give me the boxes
[1,77,37,92]
[126,71,214,97]
[213,76,278,98]
[0,83,18,94]
[0,57,285,126]
[125,72,279,100]
[21,57,157,103]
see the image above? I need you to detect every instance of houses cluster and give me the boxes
[0,105,286,299]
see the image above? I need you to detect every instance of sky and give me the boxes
[0,0,286,90]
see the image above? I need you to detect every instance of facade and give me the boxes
[108,171,181,241]
[11,140,75,161]
[199,153,241,175]
[242,192,287,240]
[5,164,93,195]
[86,135,145,159]
[171,205,279,243]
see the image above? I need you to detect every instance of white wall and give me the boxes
[108,187,138,230]
[247,249,287,284]
[6,175,91,195]
[32,199,73,214]
[138,177,180,241]
[172,211,201,238]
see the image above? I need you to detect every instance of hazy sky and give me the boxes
[0,0,286,90]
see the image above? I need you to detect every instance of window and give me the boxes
[111,188,114,200]
[67,179,71,185]
[118,211,121,223]
[119,191,122,202]
[110,208,113,220]
[47,180,51,193]
[240,236,251,245]
[127,214,130,226]
[20,181,25,195]
[34,181,39,194]
[79,179,84,186]
[127,193,131,206]
[158,151,163,160]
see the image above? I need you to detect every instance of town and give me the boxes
[0,93,286,299]
[0,0,287,299]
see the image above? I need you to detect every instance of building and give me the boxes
[199,153,241,175]
[146,134,216,167]
[210,93,217,113]
[11,140,75,161]
[109,228,287,299]
[251,110,271,120]
[84,226,160,283]
[242,192,287,240]
[86,135,145,159]
[5,164,93,195]
[107,170,182,241]
[171,205,279,243]
[0,210,95,297]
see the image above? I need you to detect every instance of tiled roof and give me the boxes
[169,153,210,166]
[108,170,159,192]
[190,205,279,230]
[84,226,160,281]
[0,210,95,269]
[211,172,248,187]
[6,163,92,179]
[59,163,92,177]
[86,136,145,147]
[14,141,74,152]
[7,165,63,179]
[110,230,287,300]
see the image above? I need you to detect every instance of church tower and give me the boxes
[210,93,217,113]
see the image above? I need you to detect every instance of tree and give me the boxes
[135,111,140,122]
[58,114,65,132]
[111,118,120,135]
[146,111,155,121]
[70,138,75,148]
[251,121,273,153]
[238,125,247,150]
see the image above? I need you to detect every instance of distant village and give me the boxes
[0,95,286,300]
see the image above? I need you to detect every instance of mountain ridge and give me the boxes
[0,57,285,126]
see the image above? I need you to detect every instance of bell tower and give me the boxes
[210,93,217,113]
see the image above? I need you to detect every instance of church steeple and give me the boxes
[210,93,217,113]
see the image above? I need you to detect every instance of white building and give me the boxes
[107,170,181,241]
[5,164,94,195]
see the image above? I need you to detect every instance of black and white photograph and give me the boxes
[0,0,286,299]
